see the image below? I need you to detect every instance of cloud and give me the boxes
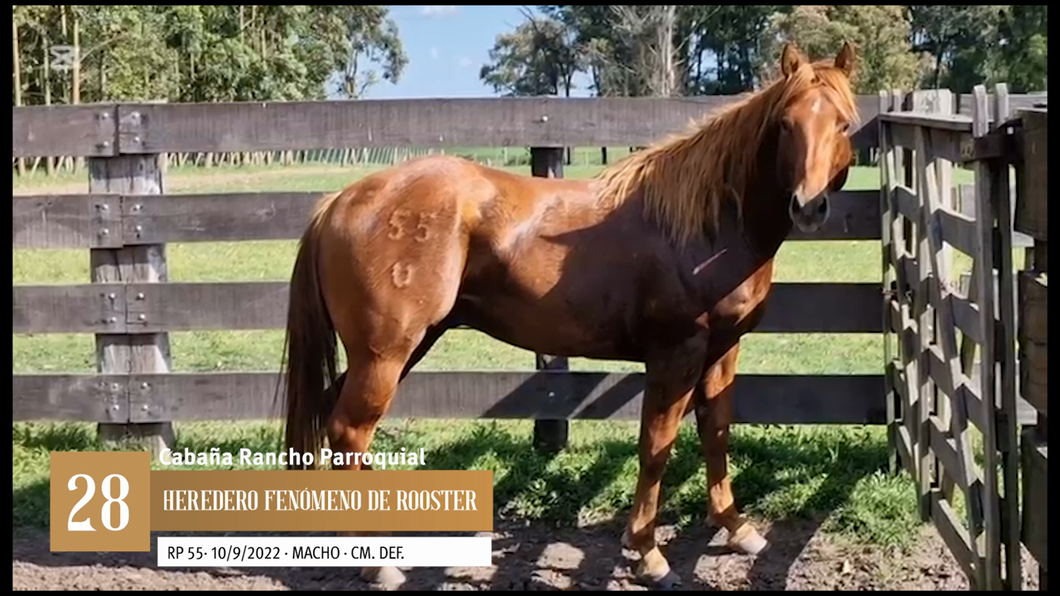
[430,47,440,60]
[420,6,458,17]
[457,56,473,68]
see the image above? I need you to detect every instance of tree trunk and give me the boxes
[61,7,68,102]
[933,44,944,89]
[42,32,54,176]
[100,54,107,100]
[72,11,83,174]
[13,18,24,176]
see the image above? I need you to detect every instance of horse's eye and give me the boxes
[838,122,850,134]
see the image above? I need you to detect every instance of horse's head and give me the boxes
[773,42,858,234]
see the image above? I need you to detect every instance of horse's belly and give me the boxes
[456,204,653,361]
[453,288,641,362]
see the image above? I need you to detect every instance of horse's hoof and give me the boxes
[360,565,406,590]
[634,547,681,590]
[728,523,769,556]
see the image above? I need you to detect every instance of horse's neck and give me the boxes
[736,154,792,260]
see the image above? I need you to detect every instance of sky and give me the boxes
[333,5,594,100]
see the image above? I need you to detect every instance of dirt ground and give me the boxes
[11,516,1042,591]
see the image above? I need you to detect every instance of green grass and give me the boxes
[14,158,934,550]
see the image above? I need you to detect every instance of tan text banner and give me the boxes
[151,470,493,532]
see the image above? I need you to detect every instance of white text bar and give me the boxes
[157,536,492,567]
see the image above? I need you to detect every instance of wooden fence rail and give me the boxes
[12,371,888,426]
[13,96,884,158]
[13,94,1049,159]
[11,189,885,248]
[11,280,887,336]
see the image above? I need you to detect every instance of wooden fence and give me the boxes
[12,94,896,450]
[10,91,1047,584]
[879,83,1047,591]
[10,88,1043,487]
[11,94,1044,427]
[13,95,876,460]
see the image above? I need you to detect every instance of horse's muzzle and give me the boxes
[788,193,830,234]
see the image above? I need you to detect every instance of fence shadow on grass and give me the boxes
[12,420,899,590]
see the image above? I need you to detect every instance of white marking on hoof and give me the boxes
[635,547,681,590]
[728,525,770,556]
[361,565,406,590]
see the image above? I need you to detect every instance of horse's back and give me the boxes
[313,154,638,356]
[318,153,599,262]
[320,154,565,230]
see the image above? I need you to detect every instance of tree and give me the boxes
[762,5,927,94]
[692,5,780,94]
[333,6,407,99]
[994,5,1047,93]
[909,5,1006,92]
[760,6,847,80]
[538,5,628,96]
[609,5,681,97]
[479,11,580,97]
[11,6,408,105]
[541,5,785,97]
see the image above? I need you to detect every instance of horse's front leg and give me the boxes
[694,341,769,555]
[622,339,705,589]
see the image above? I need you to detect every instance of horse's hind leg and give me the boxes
[319,191,464,589]
[694,342,768,555]
[328,327,424,590]
[328,318,450,458]
[328,317,456,590]
[322,318,453,405]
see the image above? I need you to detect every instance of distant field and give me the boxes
[12,157,974,550]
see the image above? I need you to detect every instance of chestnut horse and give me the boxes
[280,42,859,589]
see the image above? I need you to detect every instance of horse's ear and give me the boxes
[834,41,857,78]
[780,42,805,78]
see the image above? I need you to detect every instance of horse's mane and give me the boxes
[595,59,859,246]
[308,190,343,232]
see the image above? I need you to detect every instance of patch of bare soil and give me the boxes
[12,517,1040,591]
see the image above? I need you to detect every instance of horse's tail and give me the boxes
[279,195,341,471]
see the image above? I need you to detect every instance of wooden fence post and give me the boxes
[1013,100,1048,592]
[530,146,570,454]
[986,84,1025,592]
[878,90,899,476]
[915,89,959,509]
[91,104,173,456]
